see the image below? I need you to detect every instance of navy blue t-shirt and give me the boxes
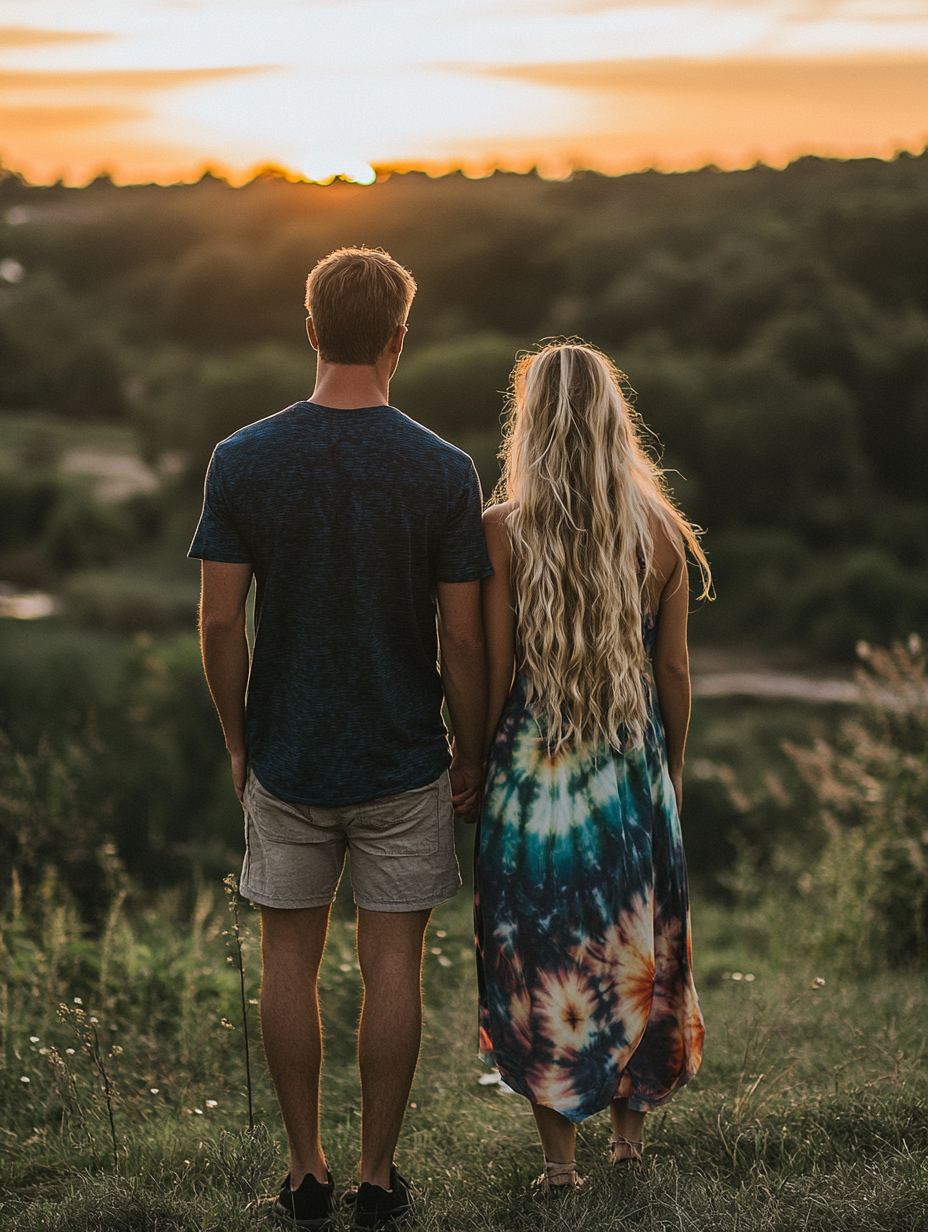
[189,402,493,806]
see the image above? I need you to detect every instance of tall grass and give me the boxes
[3,645,928,1228]
[2,859,927,1230]
[713,638,928,972]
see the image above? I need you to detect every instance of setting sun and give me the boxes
[0,0,926,184]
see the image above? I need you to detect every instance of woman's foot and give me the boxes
[608,1136,643,1167]
[531,1158,583,1195]
[608,1098,645,1167]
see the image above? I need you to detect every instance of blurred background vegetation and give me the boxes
[1,155,926,933]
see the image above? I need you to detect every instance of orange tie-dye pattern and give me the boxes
[476,608,704,1122]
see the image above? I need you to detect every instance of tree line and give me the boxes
[1,154,927,655]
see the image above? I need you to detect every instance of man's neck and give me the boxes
[308,359,392,410]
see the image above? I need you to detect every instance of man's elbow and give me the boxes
[439,626,486,661]
[199,609,246,639]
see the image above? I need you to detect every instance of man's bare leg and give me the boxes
[356,907,431,1190]
[260,904,332,1187]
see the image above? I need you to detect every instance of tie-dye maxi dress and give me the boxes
[474,609,704,1121]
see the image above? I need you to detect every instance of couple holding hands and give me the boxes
[190,246,710,1229]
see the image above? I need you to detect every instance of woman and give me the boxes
[475,342,711,1193]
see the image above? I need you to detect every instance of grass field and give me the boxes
[2,865,927,1232]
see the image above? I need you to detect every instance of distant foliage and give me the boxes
[721,638,928,970]
[785,638,928,967]
[0,634,237,909]
[389,332,519,437]
[133,344,312,491]
[2,156,927,652]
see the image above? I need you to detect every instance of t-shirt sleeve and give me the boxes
[436,460,494,583]
[187,450,253,563]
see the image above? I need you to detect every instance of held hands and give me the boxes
[450,742,484,824]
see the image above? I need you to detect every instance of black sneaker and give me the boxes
[273,1170,335,1230]
[351,1166,413,1228]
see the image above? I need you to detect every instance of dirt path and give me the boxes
[692,671,860,703]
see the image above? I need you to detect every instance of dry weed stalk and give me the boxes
[44,1043,90,1143]
[223,873,255,1133]
[58,1001,121,1172]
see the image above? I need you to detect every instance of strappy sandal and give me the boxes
[608,1136,644,1168]
[530,1158,583,1196]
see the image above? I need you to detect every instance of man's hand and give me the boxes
[450,746,483,824]
[230,749,249,802]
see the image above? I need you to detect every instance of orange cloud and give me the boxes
[0,105,147,133]
[0,64,278,184]
[0,65,276,94]
[0,27,112,48]
[475,56,928,172]
[492,54,928,97]
[539,0,928,20]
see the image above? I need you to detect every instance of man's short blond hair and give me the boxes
[305,247,417,365]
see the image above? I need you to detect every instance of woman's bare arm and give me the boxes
[649,525,691,814]
[481,502,517,754]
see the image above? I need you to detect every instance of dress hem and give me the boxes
[477,1047,699,1122]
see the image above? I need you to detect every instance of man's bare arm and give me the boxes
[199,560,254,800]
[436,579,488,821]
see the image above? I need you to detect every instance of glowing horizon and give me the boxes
[0,1,926,186]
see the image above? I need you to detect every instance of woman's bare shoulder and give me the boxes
[648,511,685,589]
[483,500,515,565]
[483,499,516,538]
[484,498,516,523]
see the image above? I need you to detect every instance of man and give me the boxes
[189,247,490,1230]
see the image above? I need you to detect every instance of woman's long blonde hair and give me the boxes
[497,342,711,753]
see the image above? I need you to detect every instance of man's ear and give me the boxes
[306,317,319,350]
[389,323,407,356]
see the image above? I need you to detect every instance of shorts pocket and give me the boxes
[247,777,339,845]
[351,780,442,857]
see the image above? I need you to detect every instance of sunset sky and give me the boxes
[1,0,927,185]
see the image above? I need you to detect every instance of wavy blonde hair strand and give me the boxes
[497,342,710,753]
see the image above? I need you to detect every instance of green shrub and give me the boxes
[389,332,519,437]
[785,638,928,967]
[0,630,237,905]
[721,638,928,970]
[0,469,60,553]
[64,570,198,635]
[786,552,928,656]
[41,487,137,570]
[136,344,312,492]
[0,731,114,914]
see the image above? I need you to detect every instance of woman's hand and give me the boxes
[670,769,683,816]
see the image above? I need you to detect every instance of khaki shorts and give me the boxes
[240,769,461,912]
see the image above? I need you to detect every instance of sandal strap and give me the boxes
[531,1158,583,1194]
[609,1136,644,1162]
[544,1159,579,1180]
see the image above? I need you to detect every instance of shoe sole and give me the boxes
[350,1204,411,1230]
[351,1218,410,1230]
[273,1201,335,1230]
